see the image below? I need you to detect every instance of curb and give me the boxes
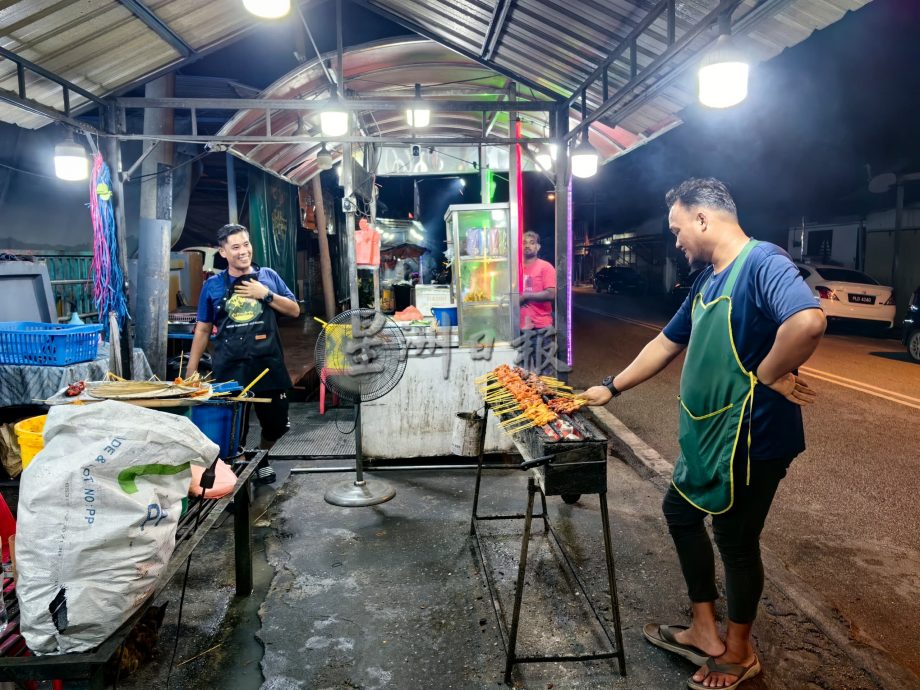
[584,405,920,690]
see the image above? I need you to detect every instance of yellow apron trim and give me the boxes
[679,398,734,421]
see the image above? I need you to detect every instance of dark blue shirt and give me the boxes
[196,267,295,325]
[663,241,820,461]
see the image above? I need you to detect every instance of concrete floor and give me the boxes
[116,402,887,690]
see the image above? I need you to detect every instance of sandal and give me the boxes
[687,655,761,690]
[643,623,712,666]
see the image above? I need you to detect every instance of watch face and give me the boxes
[602,375,613,387]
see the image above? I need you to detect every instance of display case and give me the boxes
[444,203,516,347]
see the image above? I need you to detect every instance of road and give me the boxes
[568,287,920,681]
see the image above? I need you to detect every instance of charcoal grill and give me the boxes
[469,400,627,684]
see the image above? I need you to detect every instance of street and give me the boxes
[569,287,920,681]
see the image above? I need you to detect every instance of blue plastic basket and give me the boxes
[191,404,245,458]
[0,321,103,366]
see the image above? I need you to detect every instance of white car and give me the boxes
[795,263,896,328]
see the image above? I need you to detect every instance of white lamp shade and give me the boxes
[698,61,749,108]
[316,147,333,171]
[406,108,431,128]
[320,109,349,137]
[54,141,88,181]
[242,0,290,18]
[570,139,599,179]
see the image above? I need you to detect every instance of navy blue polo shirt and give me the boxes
[196,267,295,325]
[663,241,820,461]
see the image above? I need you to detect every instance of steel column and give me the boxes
[226,152,238,224]
[552,106,571,373]
[136,75,175,378]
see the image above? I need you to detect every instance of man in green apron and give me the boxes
[582,178,826,689]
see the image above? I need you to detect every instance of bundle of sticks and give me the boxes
[476,364,587,434]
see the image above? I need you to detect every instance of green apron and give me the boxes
[672,239,759,514]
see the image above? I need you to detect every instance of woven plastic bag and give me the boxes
[15,400,218,654]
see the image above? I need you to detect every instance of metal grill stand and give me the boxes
[469,403,627,685]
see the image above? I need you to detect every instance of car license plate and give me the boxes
[848,294,875,305]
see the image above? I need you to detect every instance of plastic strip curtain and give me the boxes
[90,153,129,337]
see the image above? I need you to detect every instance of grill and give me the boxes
[468,368,627,685]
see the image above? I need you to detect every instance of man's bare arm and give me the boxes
[184,321,212,377]
[755,307,826,405]
[581,332,686,405]
[521,286,556,303]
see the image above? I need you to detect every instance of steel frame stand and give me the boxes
[469,404,626,685]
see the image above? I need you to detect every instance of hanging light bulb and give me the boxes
[570,136,599,179]
[698,26,749,108]
[242,0,290,19]
[321,85,349,137]
[316,144,333,171]
[406,83,431,128]
[54,130,88,181]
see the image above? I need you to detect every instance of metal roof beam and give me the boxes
[347,0,563,102]
[0,87,104,134]
[481,0,515,61]
[116,96,555,112]
[116,0,194,58]
[0,46,107,108]
[566,0,745,143]
[114,133,552,145]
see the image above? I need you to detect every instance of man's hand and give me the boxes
[234,278,270,301]
[580,386,613,406]
[762,372,816,406]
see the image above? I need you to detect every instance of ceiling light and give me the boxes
[698,31,749,108]
[406,83,431,128]
[54,131,88,181]
[536,151,553,172]
[316,145,333,171]
[242,0,290,19]
[570,137,599,179]
[321,86,349,138]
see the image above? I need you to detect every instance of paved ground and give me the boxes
[118,403,895,690]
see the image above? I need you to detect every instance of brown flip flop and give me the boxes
[686,656,762,690]
[643,623,711,666]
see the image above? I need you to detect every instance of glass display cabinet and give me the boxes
[444,203,515,347]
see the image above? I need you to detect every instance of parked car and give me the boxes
[795,263,896,329]
[903,285,920,362]
[669,268,703,308]
[593,266,645,294]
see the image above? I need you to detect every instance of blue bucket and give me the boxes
[431,306,458,326]
[191,404,244,458]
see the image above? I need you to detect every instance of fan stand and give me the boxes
[323,399,396,507]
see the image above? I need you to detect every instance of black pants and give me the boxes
[241,389,290,448]
[662,453,792,624]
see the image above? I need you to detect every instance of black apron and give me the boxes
[211,269,291,392]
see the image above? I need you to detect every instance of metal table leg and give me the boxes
[504,476,538,685]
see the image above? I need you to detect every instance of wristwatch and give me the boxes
[263,290,274,304]
[602,375,621,398]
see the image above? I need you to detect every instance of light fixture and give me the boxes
[54,130,88,181]
[316,144,333,171]
[406,83,431,128]
[458,178,466,188]
[536,147,553,172]
[570,136,599,179]
[242,0,290,19]
[320,86,349,137]
[698,19,749,108]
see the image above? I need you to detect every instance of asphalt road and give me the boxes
[568,287,920,681]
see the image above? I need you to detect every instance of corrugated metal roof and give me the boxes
[0,0,252,129]
[0,0,869,174]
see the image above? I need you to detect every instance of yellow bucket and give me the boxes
[14,415,46,469]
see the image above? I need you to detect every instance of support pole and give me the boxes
[136,75,175,378]
[226,152,238,224]
[312,175,336,321]
[104,105,133,379]
[552,105,572,377]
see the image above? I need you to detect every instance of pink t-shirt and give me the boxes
[520,258,556,329]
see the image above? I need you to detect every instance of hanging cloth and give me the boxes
[355,218,381,267]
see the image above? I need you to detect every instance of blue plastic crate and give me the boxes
[0,321,102,366]
[191,403,245,458]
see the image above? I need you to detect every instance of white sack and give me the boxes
[16,401,219,654]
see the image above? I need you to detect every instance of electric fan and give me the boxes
[315,308,408,506]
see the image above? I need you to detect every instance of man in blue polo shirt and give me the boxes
[186,223,300,457]
[582,178,826,690]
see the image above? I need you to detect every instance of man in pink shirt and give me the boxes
[520,231,556,329]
